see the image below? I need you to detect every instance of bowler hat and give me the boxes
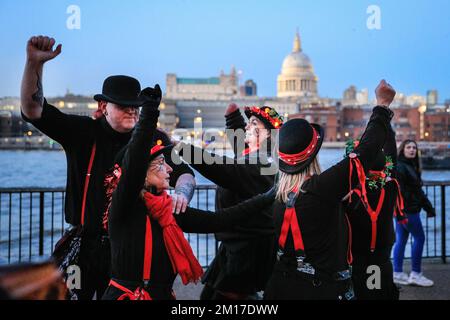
[94,75,146,107]
[278,119,324,174]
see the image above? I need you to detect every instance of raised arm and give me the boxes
[156,129,196,214]
[175,188,275,233]
[224,104,247,158]
[21,36,62,120]
[309,80,396,202]
[109,86,161,220]
[383,123,398,166]
[178,143,274,197]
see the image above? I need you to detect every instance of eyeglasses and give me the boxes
[150,158,165,172]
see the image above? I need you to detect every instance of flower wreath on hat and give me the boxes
[245,106,284,129]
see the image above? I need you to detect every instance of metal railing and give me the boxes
[0,186,218,267]
[421,181,448,263]
[0,183,449,267]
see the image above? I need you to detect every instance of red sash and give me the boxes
[81,143,96,226]
[109,216,153,300]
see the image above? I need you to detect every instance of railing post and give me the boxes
[39,191,44,256]
[441,185,446,264]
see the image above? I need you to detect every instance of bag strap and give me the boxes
[80,143,97,226]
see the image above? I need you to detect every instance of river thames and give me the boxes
[0,149,449,188]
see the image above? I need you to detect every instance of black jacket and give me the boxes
[396,157,434,215]
[22,100,193,237]
[346,123,398,259]
[272,106,393,275]
[178,109,276,294]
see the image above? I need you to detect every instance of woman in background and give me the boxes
[393,140,436,287]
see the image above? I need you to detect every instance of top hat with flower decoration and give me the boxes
[244,106,284,130]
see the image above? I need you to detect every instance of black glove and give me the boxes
[426,207,436,218]
[140,84,162,109]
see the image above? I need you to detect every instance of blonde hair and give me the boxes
[276,157,322,203]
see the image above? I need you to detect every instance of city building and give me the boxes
[2,30,449,144]
[342,86,369,106]
[340,105,372,140]
[240,79,257,97]
[277,32,318,99]
[406,94,426,107]
[391,105,421,142]
[423,105,450,141]
[165,68,239,100]
[427,90,439,106]
[0,111,12,137]
[290,106,339,142]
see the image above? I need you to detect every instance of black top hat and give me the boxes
[278,119,325,174]
[244,106,284,130]
[94,75,146,107]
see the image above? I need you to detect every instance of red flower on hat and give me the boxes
[150,139,164,155]
[245,106,284,129]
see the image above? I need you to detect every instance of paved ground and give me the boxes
[173,259,450,300]
[398,259,450,300]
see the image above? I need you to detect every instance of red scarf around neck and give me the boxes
[142,191,203,285]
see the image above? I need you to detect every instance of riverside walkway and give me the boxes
[172,259,450,300]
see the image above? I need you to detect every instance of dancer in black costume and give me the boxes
[101,86,274,300]
[178,104,283,300]
[262,80,397,300]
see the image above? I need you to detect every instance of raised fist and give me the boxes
[140,84,162,109]
[426,207,436,218]
[225,103,239,116]
[26,36,62,64]
[375,80,396,107]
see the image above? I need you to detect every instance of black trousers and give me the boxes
[200,237,275,300]
[71,235,111,300]
[351,255,399,300]
[263,263,355,300]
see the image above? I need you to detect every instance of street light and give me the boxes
[418,105,427,140]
